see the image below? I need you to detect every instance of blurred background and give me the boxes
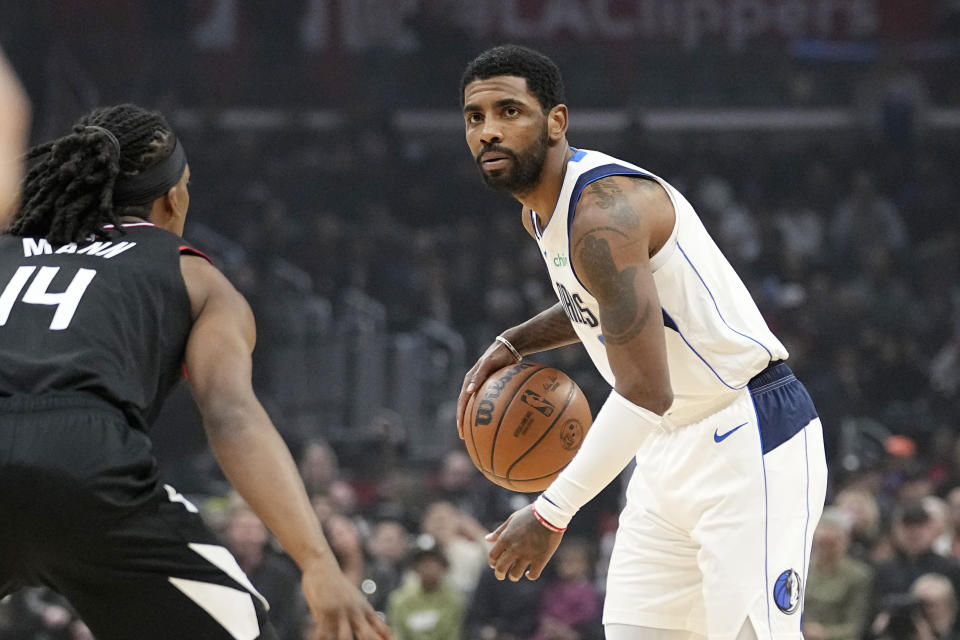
[1,1,958,639]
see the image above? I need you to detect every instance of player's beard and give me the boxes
[476,124,549,196]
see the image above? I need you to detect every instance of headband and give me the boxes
[112,137,188,206]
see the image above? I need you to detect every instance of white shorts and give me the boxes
[603,363,827,640]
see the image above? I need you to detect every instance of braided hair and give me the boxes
[7,104,177,245]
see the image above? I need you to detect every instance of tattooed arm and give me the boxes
[570,175,674,413]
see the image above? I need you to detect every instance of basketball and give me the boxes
[463,362,593,493]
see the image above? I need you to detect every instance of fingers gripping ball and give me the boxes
[464,362,592,492]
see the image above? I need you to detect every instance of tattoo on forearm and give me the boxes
[578,233,652,345]
[585,179,640,229]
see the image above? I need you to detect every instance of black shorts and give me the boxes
[0,392,278,640]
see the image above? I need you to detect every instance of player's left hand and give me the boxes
[486,504,563,581]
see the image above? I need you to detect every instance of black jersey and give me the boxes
[0,222,206,430]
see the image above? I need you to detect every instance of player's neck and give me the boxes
[515,144,574,225]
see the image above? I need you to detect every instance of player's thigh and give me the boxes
[604,470,706,633]
[695,415,825,639]
[49,484,277,640]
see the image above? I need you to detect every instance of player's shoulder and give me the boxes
[574,175,666,226]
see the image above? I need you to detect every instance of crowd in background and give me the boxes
[1,1,960,638]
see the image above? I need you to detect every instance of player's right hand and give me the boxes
[456,338,520,439]
[301,557,392,640]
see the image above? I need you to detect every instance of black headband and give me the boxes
[112,137,188,206]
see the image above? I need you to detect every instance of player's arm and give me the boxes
[180,256,391,640]
[488,177,675,581]
[532,176,674,532]
[0,47,30,225]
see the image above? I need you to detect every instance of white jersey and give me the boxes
[531,148,788,425]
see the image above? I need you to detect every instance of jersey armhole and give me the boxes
[179,246,213,265]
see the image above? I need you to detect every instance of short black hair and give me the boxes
[460,44,565,111]
[8,104,177,245]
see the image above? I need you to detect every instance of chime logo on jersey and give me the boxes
[555,282,598,328]
[773,569,802,614]
[552,253,568,267]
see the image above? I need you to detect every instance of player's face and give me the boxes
[463,75,550,195]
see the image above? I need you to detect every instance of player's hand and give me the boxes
[301,557,392,640]
[457,338,519,438]
[486,504,563,582]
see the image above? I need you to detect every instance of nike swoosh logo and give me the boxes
[714,422,748,443]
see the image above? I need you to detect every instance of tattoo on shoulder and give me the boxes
[577,231,652,345]
[584,179,639,230]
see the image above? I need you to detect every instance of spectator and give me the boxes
[386,540,465,640]
[872,501,960,618]
[834,487,884,564]
[367,519,413,613]
[322,512,370,591]
[431,450,515,528]
[296,439,340,497]
[911,573,960,640]
[465,567,546,640]
[530,538,603,640]
[803,507,874,640]
[419,500,488,599]
[221,499,305,640]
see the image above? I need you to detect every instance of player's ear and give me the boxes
[164,183,186,221]
[547,104,568,142]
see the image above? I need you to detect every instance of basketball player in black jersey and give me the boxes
[0,104,392,640]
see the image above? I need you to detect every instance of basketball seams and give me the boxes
[504,375,577,485]
[485,364,549,476]
[463,392,485,473]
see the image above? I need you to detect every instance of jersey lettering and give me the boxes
[555,282,599,328]
[22,238,52,257]
[21,238,136,260]
[0,265,97,330]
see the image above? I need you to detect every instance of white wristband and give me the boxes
[532,390,662,531]
[495,335,523,363]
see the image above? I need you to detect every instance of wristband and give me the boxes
[531,504,566,533]
[533,390,663,530]
[495,335,523,363]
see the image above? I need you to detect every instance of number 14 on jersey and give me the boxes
[0,265,97,330]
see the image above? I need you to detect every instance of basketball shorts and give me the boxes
[0,392,278,640]
[603,362,827,640]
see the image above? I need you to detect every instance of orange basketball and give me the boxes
[463,362,592,493]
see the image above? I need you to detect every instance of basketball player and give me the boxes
[456,45,827,640]
[0,46,29,223]
[0,104,391,640]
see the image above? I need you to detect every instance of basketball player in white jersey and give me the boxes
[0,46,29,223]
[456,45,827,640]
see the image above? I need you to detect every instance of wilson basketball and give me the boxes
[464,362,592,493]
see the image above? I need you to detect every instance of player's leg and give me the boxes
[695,365,827,639]
[605,623,707,639]
[0,398,279,640]
[46,481,279,640]
[602,465,708,635]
